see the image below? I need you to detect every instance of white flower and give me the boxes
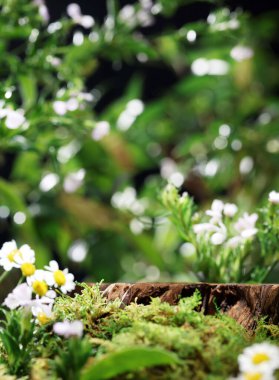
[53,100,68,115]
[53,97,88,116]
[92,121,110,141]
[226,236,243,249]
[193,221,227,245]
[230,45,254,62]
[0,108,26,129]
[27,269,56,298]
[33,0,49,23]
[211,232,226,245]
[234,213,258,239]
[80,15,95,29]
[238,343,279,374]
[193,223,218,235]
[32,303,53,325]
[67,98,79,111]
[0,240,21,271]
[53,320,83,338]
[3,283,32,309]
[63,169,86,193]
[44,260,75,294]
[67,3,81,19]
[67,3,94,29]
[210,222,227,245]
[13,244,36,277]
[224,203,238,217]
[206,199,224,223]
[230,371,275,380]
[268,191,279,205]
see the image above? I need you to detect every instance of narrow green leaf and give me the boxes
[81,347,180,380]
[19,75,37,109]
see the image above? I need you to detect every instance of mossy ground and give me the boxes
[1,283,279,380]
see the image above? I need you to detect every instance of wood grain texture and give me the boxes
[99,283,279,330]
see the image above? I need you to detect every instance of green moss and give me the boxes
[52,284,279,380]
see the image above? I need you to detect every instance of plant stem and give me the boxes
[0,270,9,283]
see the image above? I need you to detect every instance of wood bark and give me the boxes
[99,283,279,330]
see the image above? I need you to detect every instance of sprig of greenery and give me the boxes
[53,337,92,380]
[0,309,35,377]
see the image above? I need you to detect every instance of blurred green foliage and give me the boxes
[0,0,278,282]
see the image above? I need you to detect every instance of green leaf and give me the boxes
[81,347,180,380]
[19,75,37,109]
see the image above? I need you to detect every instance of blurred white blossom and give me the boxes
[268,190,279,205]
[234,212,258,239]
[92,121,110,141]
[67,3,95,29]
[191,58,229,76]
[33,0,49,23]
[230,45,254,62]
[223,203,238,217]
[53,320,83,338]
[0,107,26,129]
[63,169,86,193]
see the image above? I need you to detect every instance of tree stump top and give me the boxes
[99,283,279,330]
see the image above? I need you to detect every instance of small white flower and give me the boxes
[80,15,95,29]
[53,100,68,115]
[226,236,243,249]
[44,260,75,294]
[268,191,279,205]
[206,199,224,223]
[230,45,254,62]
[53,97,83,115]
[63,169,85,193]
[53,320,83,338]
[0,108,26,129]
[67,3,81,19]
[66,98,79,111]
[92,121,110,141]
[224,203,238,217]
[32,302,53,325]
[3,283,32,309]
[210,222,227,245]
[234,212,258,239]
[211,231,226,245]
[230,371,275,380]
[238,343,279,374]
[0,240,21,271]
[33,0,49,23]
[193,223,218,235]
[78,92,93,102]
[67,3,94,29]
[13,244,36,277]
[27,269,56,298]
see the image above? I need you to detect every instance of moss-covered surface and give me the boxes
[1,283,279,380]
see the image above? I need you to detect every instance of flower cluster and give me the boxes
[0,240,75,324]
[162,186,279,282]
[230,342,279,380]
[53,90,93,116]
[193,199,258,247]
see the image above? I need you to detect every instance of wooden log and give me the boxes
[99,283,279,330]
